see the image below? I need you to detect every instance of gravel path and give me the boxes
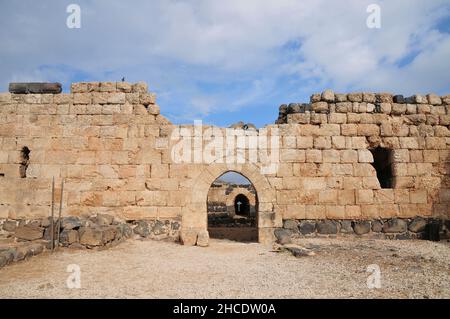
[0,238,449,298]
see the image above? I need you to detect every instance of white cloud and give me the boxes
[0,0,449,124]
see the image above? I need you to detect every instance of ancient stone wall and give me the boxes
[0,83,448,245]
[207,183,256,216]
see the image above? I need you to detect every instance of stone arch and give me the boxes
[181,162,278,245]
[225,188,256,217]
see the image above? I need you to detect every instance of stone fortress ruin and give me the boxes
[0,81,449,267]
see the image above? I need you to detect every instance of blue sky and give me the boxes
[1,0,449,128]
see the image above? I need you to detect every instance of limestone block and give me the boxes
[380,103,391,114]
[341,124,357,136]
[99,82,117,92]
[319,124,340,136]
[196,230,209,247]
[348,93,363,102]
[281,149,305,162]
[328,113,346,124]
[340,150,358,163]
[331,136,346,149]
[296,136,313,149]
[139,93,156,106]
[406,104,417,114]
[107,93,126,104]
[357,124,379,136]
[335,93,347,102]
[354,163,375,177]
[343,177,363,189]
[399,137,419,149]
[392,149,409,163]
[409,150,423,162]
[14,225,44,241]
[305,205,326,219]
[356,190,374,204]
[394,189,410,204]
[391,103,406,115]
[72,93,91,105]
[116,82,132,93]
[366,103,375,113]
[336,102,352,113]
[71,82,88,93]
[374,189,394,204]
[413,94,428,104]
[310,93,321,103]
[363,93,376,103]
[360,205,379,218]
[362,177,381,189]
[426,137,447,149]
[351,136,368,149]
[410,190,427,204]
[358,149,373,163]
[322,150,340,163]
[431,105,447,115]
[347,113,361,123]
[311,102,329,113]
[302,177,326,190]
[310,113,328,124]
[287,113,310,124]
[125,92,140,104]
[321,90,335,102]
[345,205,361,218]
[417,104,431,114]
[314,137,331,149]
[325,205,345,219]
[426,114,439,125]
[132,82,148,93]
[338,190,355,205]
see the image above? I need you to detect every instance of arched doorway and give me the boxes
[234,194,250,216]
[206,171,258,242]
[181,162,279,246]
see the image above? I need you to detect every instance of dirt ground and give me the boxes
[0,237,449,299]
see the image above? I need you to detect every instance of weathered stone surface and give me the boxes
[119,223,133,238]
[393,95,405,103]
[61,217,82,230]
[340,221,353,233]
[196,230,209,247]
[95,214,114,226]
[133,221,150,237]
[353,221,371,235]
[316,221,338,234]
[382,219,407,233]
[60,229,79,245]
[0,249,15,267]
[151,220,166,236]
[283,219,298,230]
[298,221,316,235]
[14,226,44,241]
[79,227,104,246]
[408,217,427,233]
[9,82,62,94]
[14,245,33,261]
[321,90,335,102]
[2,220,17,232]
[284,244,315,257]
[180,229,197,246]
[28,243,44,255]
[274,228,292,244]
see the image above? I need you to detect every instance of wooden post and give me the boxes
[50,177,55,252]
[56,179,64,250]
